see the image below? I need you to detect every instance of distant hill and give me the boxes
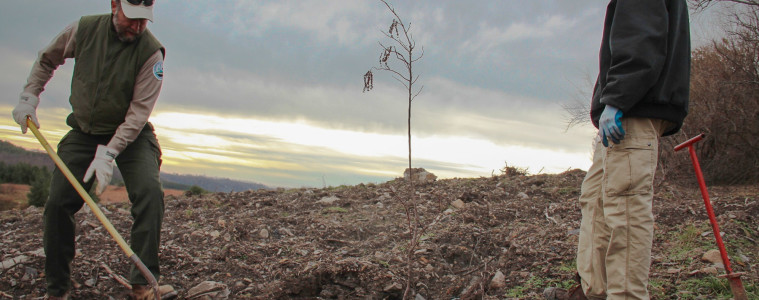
[0,140,268,192]
[0,140,53,170]
[160,173,268,192]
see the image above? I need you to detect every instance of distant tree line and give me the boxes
[0,161,51,207]
[0,140,53,167]
[0,140,31,154]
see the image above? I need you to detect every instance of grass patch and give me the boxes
[648,278,667,299]
[727,219,758,253]
[557,186,579,195]
[663,223,713,262]
[660,277,749,300]
[503,273,575,298]
[504,284,530,298]
[676,277,731,299]
[556,260,576,274]
[651,219,759,298]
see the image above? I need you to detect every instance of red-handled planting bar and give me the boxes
[674,134,747,300]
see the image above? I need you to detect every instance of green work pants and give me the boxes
[43,124,164,297]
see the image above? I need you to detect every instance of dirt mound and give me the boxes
[1,170,757,299]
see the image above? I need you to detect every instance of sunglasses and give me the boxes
[126,0,154,6]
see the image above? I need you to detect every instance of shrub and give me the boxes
[27,169,51,207]
[500,162,529,177]
[660,36,759,185]
[188,185,207,196]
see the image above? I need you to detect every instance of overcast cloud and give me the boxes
[1,1,727,187]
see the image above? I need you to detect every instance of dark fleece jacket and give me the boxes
[591,0,691,136]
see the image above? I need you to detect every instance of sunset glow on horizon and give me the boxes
[1,106,594,188]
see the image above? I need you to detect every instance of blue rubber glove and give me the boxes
[599,105,625,147]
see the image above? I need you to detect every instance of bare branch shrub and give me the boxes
[689,0,759,11]
[363,1,426,298]
[562,73,596,131]
[661,4,759,184]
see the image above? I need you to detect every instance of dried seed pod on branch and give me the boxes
[363,70,373,92]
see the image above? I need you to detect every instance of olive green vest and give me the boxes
[67,14,164,135]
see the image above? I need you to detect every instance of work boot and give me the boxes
[543,284,587,300]
[129,284,177,300]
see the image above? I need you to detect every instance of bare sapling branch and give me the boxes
[362,0,426,298]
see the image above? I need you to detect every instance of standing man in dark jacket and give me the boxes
[11,1,174,299]
[546,0,690,299]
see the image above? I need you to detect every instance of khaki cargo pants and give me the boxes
[576,118,670,300]
[43,124,164,297]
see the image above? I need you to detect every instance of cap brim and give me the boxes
[120,0,154,22]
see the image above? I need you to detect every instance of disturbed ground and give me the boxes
[1,170,757,299]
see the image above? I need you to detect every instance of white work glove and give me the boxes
[84,145,119,195]
[11,92,40,134]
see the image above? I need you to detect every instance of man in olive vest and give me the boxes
[12,1,174,299]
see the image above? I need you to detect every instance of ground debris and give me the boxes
[1,170,757,299]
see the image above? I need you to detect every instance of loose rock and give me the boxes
[489,270,506,289]
[186,281,230,300]
[403,168,437,183]
[702,249,723,264]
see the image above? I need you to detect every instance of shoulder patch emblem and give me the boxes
[152,61,163,80]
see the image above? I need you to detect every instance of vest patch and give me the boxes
[153,61,163,80]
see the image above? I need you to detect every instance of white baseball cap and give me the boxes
[120,0,154,22]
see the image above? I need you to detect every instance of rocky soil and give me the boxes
[1,170,757,299]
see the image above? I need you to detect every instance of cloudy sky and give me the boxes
[1,1,728,188]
